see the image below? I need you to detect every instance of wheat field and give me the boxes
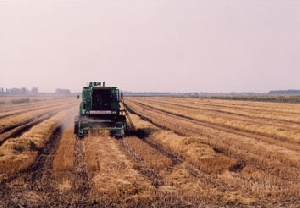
[0,96,299,207]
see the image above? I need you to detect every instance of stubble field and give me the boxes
[0,96,300,207]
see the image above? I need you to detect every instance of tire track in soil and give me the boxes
[118,138,165,188]
[124,116,240,196]
[127,100,300,166]
[129,100,300,148]
[125,101,300,204]
[73,138,90,205]
[140,98,300,127]
[0,102,61,120]
[118,137,226,207]
[126,101,255,169]
[138,136,183,166]
[117,138,192,207]
[0,104,71,135]
[0,113,56,146]
[0,126,63,207]
[29,127,62,188]
[0,117,36,135]
[135,136,229,192]
[126,104,231,188]
[145,97,300,116]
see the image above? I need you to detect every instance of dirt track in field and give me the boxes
[0,96,300,207]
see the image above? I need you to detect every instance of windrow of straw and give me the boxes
[133,97,300,143]
[51,108,78,193]
[0,98,77,134]
[123,136,173,171]
[0,97,76,117]
[123,113,254,205]
[0,108,72,181]
[84,132,154,205]
[125,97,300,204]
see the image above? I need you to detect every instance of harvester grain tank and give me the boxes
[74,82,128,137]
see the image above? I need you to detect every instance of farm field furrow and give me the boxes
[0,126,63,206]
[0,101,80,206]
[0,99,77,180]
[125,99,300,176]
[0,114,51,146]
[0,99,77,135]
[0,106,70,146]
[130,98,300,143]
[118,137,216,207]
[126,113,291,204]
[121,114,257,206]
[0,98,75,118]
[1,96,300,207]
[125,97,300,205]
[143,98,300,137]
[170,97,300,114]
[84,131,154,206]
[127,98,300,156]
[128,99,300,162]
[144,97,300,124]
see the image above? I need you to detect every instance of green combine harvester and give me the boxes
[74,82,133,138]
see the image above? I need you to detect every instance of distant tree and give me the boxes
[21,87,29,94]
[55,88,71,94]
[269,90,300,94]
[31,87,38,94]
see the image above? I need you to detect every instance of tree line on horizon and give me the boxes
[0,87,38,95]
[0,87,71,95]
[269,90,300,94]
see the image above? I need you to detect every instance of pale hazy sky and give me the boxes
[1,0,299,93]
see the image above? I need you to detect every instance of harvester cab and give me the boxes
[74,82,129,138]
